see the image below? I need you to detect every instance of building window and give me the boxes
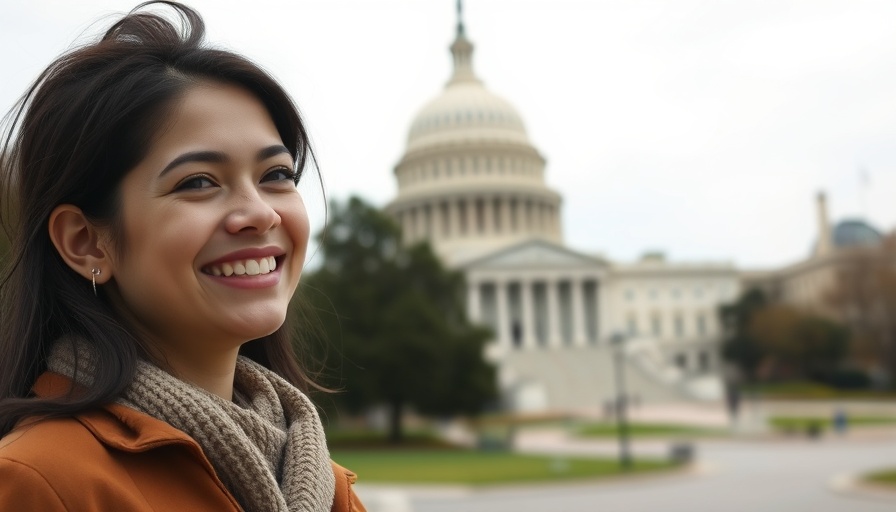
[696,313,707,337]
[674,314,684,338]
[672,288,681,299]
[651,314,661,337]
[624,289,635,301]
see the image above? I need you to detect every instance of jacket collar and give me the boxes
[32,372,197,452]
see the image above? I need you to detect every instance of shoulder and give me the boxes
[0,409,239,512]
[0,416,97,511]
[0,414,101,466]
[331,460,367,512]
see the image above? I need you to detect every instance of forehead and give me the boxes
[149,81,284,157]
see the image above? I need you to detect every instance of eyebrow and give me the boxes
[159,144,292,177]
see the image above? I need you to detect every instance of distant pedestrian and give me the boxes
[833,408,849,435]
[0,2,364,510]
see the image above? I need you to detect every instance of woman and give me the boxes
[0,2,364,511]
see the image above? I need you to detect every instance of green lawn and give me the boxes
[331,450,677,485]
[746,381,896,400]
[577,422,725,439]
[866,469,896,487]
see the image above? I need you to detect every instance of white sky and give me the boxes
[2,0,895,269]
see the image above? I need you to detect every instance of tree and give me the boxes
[721,289,849,383]
[302,197,496,442]
[826,234,896,383]
[719,288,768,382]
[749,305,848,381]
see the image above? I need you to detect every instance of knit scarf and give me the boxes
[47,341,336,512]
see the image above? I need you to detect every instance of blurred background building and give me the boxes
[386,8,736,412]
[745,192,885,317]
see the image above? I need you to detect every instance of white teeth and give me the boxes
[245,260,260,276]
[206,256,279,277]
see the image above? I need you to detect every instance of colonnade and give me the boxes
[467,276,601,350]
[397,195,560,243]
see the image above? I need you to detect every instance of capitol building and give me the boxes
[386,13,738,411]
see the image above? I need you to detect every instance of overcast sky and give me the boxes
[2,0,895,269]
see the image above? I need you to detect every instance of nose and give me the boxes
[224,188,281,235]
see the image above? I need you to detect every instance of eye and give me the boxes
[261,166,299,185]
[174,174,217,191]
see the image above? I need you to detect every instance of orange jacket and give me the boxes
[0,373,365,511]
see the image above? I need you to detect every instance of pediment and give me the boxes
[462,239,606,270]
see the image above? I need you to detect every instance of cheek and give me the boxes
[285,198,311,251]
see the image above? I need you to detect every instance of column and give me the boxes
[448,199,459,239]
[520,279,536,349]
[434,203,443,238]
[550,205,560,239]
[467,278,481,323]
[525,201,533,231]
[502,196,512,235]
[496,278,509,349]
[483,196,494,235]
[597,280,609,343]
[546,279,561,348]
[535,203,543,233]
[571,277,586,347]
[465,198,476,237]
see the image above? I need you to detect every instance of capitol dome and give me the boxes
[406,82,531,153]
[386,15,562,266]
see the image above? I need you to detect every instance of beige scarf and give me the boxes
[48,341,335,512]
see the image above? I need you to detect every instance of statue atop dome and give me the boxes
[449,0,477,85]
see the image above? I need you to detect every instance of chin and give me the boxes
[228,310,289,342]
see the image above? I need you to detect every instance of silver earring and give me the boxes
[91,268,101,296]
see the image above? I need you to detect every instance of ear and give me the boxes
[48,204,112,284]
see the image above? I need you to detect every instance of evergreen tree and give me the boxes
[303,197,496,442]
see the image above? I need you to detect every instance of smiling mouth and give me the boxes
[202,256,280,277]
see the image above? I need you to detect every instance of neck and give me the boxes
[150,344,241,401]
[170,349,239,401]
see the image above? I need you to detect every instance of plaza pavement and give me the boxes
[354,401,896,512]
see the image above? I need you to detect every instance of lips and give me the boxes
[203,255,278,277]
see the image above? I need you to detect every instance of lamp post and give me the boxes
[610,332,633,470]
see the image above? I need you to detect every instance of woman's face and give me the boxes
[103,81,309,362]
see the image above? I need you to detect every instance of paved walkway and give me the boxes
[355,424,896,512]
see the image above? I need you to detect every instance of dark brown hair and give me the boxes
[0,1,320,435]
